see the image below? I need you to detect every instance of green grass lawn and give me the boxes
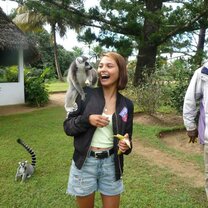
[0,107,207,207]
[46,80,68,93]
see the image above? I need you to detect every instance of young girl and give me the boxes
[63,52,134,208]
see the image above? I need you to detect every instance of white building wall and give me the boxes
[0,49,25,106]
[0,82,24,106]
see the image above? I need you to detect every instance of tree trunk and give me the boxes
[52,24,64,82]
[134,44,158,85]
[193,27,206,66]
[133,0,162,86]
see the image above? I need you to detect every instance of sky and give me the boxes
[0,0,91,53]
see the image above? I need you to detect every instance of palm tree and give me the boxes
[13,5,65,81]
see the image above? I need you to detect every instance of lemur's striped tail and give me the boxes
[17,138,36,167]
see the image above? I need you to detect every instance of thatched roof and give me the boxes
[0,7,39,64]
[0,7,30,50]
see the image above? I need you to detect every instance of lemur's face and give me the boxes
[18,161,28,174]
[75,56,92,71]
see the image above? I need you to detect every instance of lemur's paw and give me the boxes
[81,94,86,100]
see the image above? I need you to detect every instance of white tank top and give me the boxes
[90,113,113,148]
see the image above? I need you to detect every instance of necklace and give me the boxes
[104,94,116,113]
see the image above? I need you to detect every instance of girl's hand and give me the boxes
[89,114,109,127]
[118,133,130,153]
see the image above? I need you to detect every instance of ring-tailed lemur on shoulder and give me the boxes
[15,138,36,182]
[65,56,97,113]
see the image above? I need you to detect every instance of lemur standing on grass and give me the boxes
[65,56,97,113]
[15,138,36,182]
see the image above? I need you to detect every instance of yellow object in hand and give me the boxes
[114,134,125,140]
[114,134,131,155]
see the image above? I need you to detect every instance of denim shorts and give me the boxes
[66,153,124,196]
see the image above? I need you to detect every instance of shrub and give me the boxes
[24,68,49,107]
[169,81,189,113]
[167,61,193,113]
[0,66,18,82]
[136,72,163,114]
[127,61,167,114]
[137,86,161,114]
[126,59,195,114]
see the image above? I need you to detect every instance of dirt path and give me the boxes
[0,92,205,187]
[133,140,204,187]
[133,113,204,187]
[0,92,65,116]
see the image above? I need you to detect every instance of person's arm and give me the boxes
[119,100,134,155]
[63,96,92,137]
[183,69,202,142]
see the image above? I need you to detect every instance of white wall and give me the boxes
[0,48,25,106]
[0,82,25,106]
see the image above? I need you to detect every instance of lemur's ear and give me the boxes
[76,57,83,64]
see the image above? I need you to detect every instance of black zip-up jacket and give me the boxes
[63,87,134,180]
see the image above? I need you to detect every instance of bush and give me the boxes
[126,59,195,114]
[136,72,163,114]
[167,61,193,113]
[0,66,18,82]
[126,61,168,114]
[169,81,190,113]
[24,68,49,107]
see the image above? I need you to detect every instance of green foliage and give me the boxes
[165,60,194,113]
[25,77,49,107]
[24,68,49,107]
[126,59,194,114]
[70,46,84,58]
[12,0,208,85]
[12,1,85,81]
[77,28,96,46]
[90,45,104,58]
[41,67,56,81]
[137,72,163,115]
[27,30,80,79]
[127,60,165,114]
[57,46,77,75]
[28,30,54,67]
[170,82,188,113]
[0,66,18,82]
[122,60,137,103]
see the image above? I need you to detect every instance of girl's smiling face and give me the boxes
[98,56,119,89]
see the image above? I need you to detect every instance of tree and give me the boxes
[70,46,84,58]
[13,0,208,85]
[192,0,208,66]
[29,30,54,67]
[13,4,65,81]
[28,30,75,76]
[192,28,207,66]
[12,2,83,81]
[86,0,208,84]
